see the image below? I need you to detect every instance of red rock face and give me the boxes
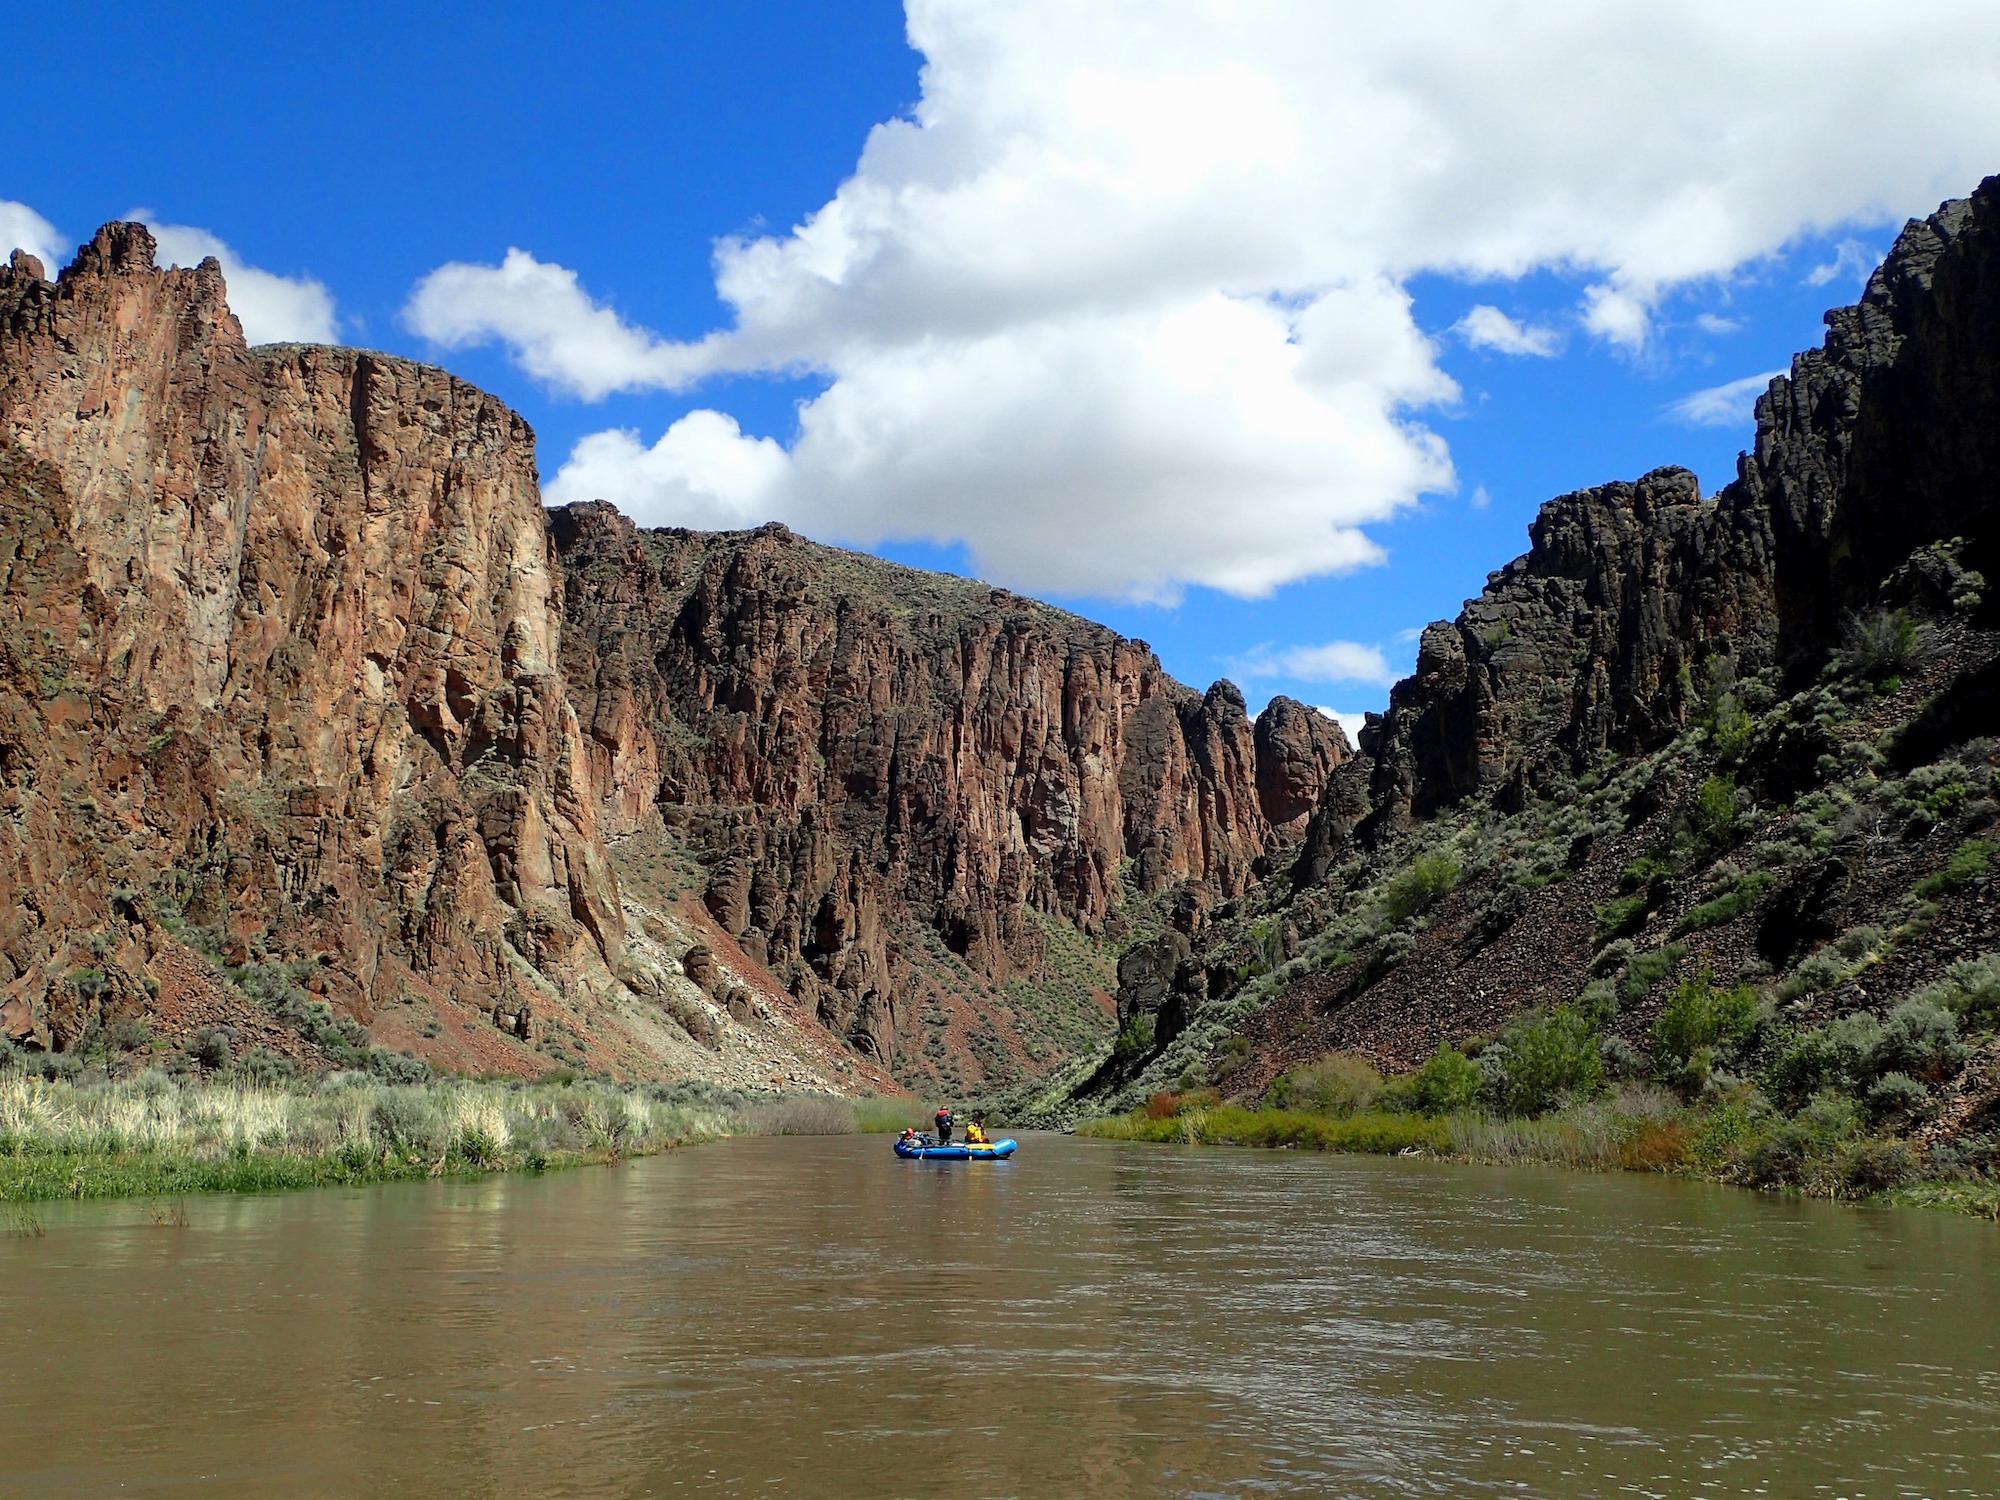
[551,503,1345,1065]
[0,222,1345,1080]
[0,225,623,1051]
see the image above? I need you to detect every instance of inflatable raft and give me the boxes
[894,1136,1017,1161]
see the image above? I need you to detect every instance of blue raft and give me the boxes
[894,1136,1017,1161]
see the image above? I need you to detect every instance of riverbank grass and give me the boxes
[1080,1104,1446,1154]
[1080,1055,2000,1216]
[0,1071,905,1203]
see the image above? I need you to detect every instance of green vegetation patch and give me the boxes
[1651,967,1760,1069]
[1382,854,1460,926]
[1594,893,1652,945]
[1673,872,1775,935]
[1913,839,1995,901]
[1080,1105,1449,1155]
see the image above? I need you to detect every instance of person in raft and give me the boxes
[964,1117,990,1146]
[934,1105,954,1145]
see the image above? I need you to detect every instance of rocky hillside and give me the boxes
[0,224,1336,1092]
[550,502,1344,1088]
[1071,179,2000,1182]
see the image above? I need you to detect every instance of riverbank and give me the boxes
[1079,1086,2000,1219]
[0,1070,920,1204]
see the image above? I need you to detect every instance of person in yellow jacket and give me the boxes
[965,1118,990,1145]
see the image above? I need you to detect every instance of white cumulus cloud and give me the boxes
[1236,639,1398,686]
[1668,370,1786,427]
[138,216,338,344]
[405,249,716,400]
[436,0,2000,599]
[1454,305,1561,357]
[556,412,788,531]
[0,201,61,272]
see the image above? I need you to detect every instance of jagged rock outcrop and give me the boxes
[1255,695,1349,830]
[1320,176,2000,855]
[550,503,1345,1063]
[0,224,623,1052]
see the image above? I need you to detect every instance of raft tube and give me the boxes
[894,1137,1017,1160]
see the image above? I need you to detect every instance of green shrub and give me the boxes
[1403,1043,1483,1115]
[1767,1014,1882,1108]
[1864,1072,1929,1122]
[1383,854,1459,926]
[1760,1004,1962,1103]
[1917,778,1966,822]
[1594,893,1650,945]
[1619,857,1669,892]
[1913,952,2000,1028]
[1710,694,1755,763]
[1575,978,1619,1025]
[451,1124,503,1167]
[369,1092,444,1158]
[1599,1034,1646,1079]
[1871,1000,1967,1082]
[1618,942,1686,1005]
[1492,1008,1603,1116]
[336,1138,376,1174]
[1673,872,1775,934]
[1651,967,1759,1070]
[1081,1106,1450,1155]
[1591,938,1636,977]
[1836,608,1926,679]
[1778,946,1851,1002]
[1833,925,1885,961]
[1913,839,1995,900]
[366,1050,432,1085]
[237,1046,298,1086]
[1688,1091,1772,1174]
[188,1026,232,1071]
[1264,1051,1383,1116]
[1839,1137,1920,1194]
[1111,1012,1156,1063]
[1746,1093,1860,1191]
[1689,774,1741,851]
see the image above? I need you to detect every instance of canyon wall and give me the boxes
[551,503,1345,1063]
[0,222,1339,1083]
[0,225,624,1056]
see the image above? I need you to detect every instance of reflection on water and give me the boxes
[2,1135,1997,1498]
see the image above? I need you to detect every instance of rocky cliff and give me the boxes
[0,224,642,1068]
[550,502,1345,1076]
[1296,180,2000,874]
[1081,179,2000,1166]
[0,223,1339,1089]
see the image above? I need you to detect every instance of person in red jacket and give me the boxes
[933,1105,954,1145]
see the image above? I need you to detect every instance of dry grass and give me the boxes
[0,1070,912,1201]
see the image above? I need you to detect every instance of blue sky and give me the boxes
[7,2,1994,740]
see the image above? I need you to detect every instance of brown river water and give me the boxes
[2,1133,1997,1498]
